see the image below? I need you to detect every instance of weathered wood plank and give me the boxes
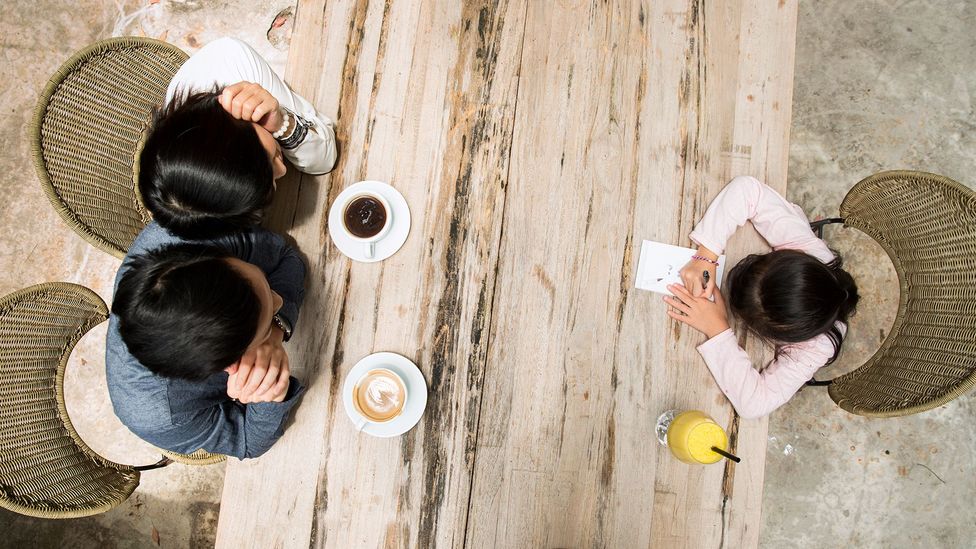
[718,2,799,547]
[217,0,797,547]
[466,1,798,548]
[218,0,527,547]
[215,0,344,547]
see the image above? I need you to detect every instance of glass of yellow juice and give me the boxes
[655,410,729,465]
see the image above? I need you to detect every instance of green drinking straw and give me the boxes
[711,446,741,463]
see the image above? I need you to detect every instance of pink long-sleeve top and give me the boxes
[688,175,845,419]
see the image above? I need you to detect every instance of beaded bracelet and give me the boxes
[278,110,310,150]
[272,109,292,139]
[691,255,720,266]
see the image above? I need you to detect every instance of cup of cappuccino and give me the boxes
[351,368,408,429]
[341,191,393,259]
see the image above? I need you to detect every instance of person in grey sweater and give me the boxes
[106,222,306,459]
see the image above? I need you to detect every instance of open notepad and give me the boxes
[634,240,726,296]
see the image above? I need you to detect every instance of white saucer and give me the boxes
[341,352,428,438]
[328,181,411,263]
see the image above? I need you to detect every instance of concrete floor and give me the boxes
[766,1,976,548]
[0,1,293,548]
[0,1,973,548]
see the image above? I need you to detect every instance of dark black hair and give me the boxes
[138,90,274,239]
[112,244,262,380]
[726,249,859,364]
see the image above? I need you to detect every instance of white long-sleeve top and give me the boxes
[165,37,337,174]
[689,175,845,419]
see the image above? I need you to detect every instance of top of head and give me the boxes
[138,90,274,240]
[112,243,263,380]
[727,249,860,346]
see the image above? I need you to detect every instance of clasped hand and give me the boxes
[226,328,291,403]
[664,281,730,340]
[219,81,284,134]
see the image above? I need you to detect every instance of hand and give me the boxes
[219,81,284,133]
[226,328,291,403]
[664,283,730,339]
[679,246,718,298]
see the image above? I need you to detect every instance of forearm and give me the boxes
[237,378,305,458]
[266,247,306,328]
[696,330,791,419]
[692,175,834,262]
[697,329,835,419]
[689,176,763,255]
[229,228,306,328]
[166,37,337,174]
[141,382,303,460]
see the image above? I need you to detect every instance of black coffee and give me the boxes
[343,196,387,238]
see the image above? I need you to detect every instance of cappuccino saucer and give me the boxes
[342,352,428,438]
[328,181,411,263]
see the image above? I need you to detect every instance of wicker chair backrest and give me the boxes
[0,283,139,518]
[830,170,976,417]
[31,37,187,258]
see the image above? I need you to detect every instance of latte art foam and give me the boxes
[353,369,407,422]
[364,377,403,413]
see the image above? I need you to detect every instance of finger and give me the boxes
[220,82,246,104]
[230,89,257,119]
[663,295,692,315]
[219,90,232,112]
[226,373,239,398]
[253,363,288,401]
[234,359,254,392]
[241,363,270,398]
[703,278,716,300]
[667,308,691,324]
[229,85,260,119]
[254,359,281,396]
[271,371,291,401]
[712,286,726,306]
[669,283,694,301]
[279,351,289,375]
[251,102,271,125]
[241,95,265,122]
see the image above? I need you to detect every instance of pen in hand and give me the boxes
[702,270,710,290]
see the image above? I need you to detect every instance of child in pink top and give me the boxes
[663,176,859,418]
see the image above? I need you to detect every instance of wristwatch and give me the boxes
[272,313,293,342]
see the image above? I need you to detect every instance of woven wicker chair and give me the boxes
[0,283,223,519]
[30,37,188,259]
[810,171,976,417]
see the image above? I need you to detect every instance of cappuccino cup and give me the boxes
[341,191,393,259]
[351,368,407,429]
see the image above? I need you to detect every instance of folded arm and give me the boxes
[689,175,834,263]
[218,229,306,330]
[166,37,337,174]
[696,329,835,419]
[156,378,305,459]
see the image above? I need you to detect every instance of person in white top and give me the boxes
[139,37,337,239]
[662,176,860,418]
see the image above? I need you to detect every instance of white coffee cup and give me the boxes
[340,191,393,259]
[351,367,408,431]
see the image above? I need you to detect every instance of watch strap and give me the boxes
[272,313,293,342]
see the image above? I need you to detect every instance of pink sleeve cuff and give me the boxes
[689,230,726,257]
[697,328,736,355]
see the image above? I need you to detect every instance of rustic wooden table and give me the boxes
[215,1,797,547]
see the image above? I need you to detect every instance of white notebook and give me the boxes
[634,240,726,296]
